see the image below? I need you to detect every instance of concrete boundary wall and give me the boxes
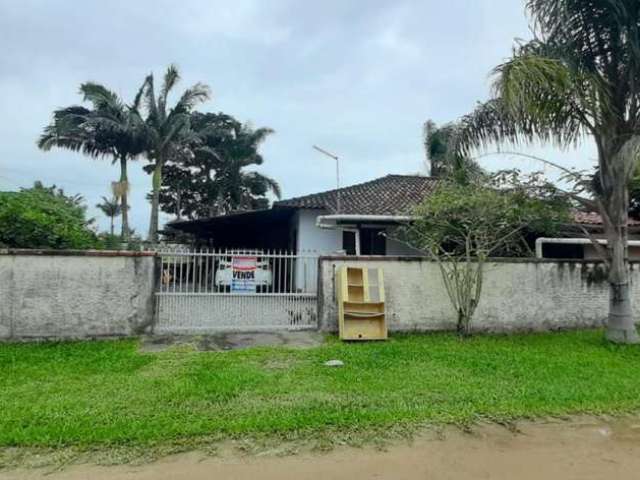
[0,250,157,340]
[318,256,640,333]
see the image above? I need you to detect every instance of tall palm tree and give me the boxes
[96,196,121,236]
[38,83,147,240]
[454,0,640,343]
[423,120,483,183]
[139,65,211,242]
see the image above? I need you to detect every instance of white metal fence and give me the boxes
[153,248,319,333]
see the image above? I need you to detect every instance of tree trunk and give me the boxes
[605,229,638,343]
[148,159,163,243]
[110,216,114,236]
[119,156,129,240]
[600,139,639,343]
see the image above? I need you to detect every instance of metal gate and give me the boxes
[154,248,318,333]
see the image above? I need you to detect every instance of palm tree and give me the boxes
[423,120,483,183]
[212,123,280,214]
[96,196,121,236]
[139,65,211,242]
[454,0,640,343]
[38,83,147,240]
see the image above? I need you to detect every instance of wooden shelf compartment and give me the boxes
[341,318,388,341]
[346,268,363,285]
[337,266,387,341]
[344,311,385,319]
[344,301,384,311]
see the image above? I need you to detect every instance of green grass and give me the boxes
[1,330,640,449]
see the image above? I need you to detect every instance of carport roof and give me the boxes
[168,207,296,235]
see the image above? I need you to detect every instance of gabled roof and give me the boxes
[274,174,440,215]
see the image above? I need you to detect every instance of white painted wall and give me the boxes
[295,209,343,254]
[318,257,637,333]
[292,209,341,292]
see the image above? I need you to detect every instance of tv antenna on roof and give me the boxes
[312,145,341,213]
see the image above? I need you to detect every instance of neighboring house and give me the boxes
[168,174,438,256]
[538,211,640,260]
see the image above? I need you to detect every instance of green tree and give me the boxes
[96,196,122,236]
[454,0,640,343]
[423,120,483,183]
[38,83,147,240]
[139,65,211,241]
[212,120,280,215]
[154,112,280,219]
[405,177,569,336]
[0,182,97,249]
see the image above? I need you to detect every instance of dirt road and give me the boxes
[4,418,640,480]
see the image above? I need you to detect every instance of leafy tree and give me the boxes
[38,83,147,240]
[138,65,211,241]
[0,182,98,249]
[212,120,280,215]
[154,112,281,219]
[454,0,640,343]
[96,196,122,236]
[404,176,569,336]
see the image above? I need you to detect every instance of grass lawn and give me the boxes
[2,329,640,450]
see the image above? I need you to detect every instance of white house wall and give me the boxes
[295,209,342,255]
[293,209,342,292]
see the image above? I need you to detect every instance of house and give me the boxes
[169,172,640,261]
[168,174,438,256]
[537,211,640,260]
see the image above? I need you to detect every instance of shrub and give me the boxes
[0,182,98,249]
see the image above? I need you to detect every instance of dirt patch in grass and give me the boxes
[140,331,325,352]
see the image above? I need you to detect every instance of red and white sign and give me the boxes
[231,256,257,293]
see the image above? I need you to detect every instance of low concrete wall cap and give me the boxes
[0,249,156,257]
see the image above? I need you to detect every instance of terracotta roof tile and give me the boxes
[274,174,440,215]
[573,210,640,226]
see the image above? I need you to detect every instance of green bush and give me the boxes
[0,183,98,249]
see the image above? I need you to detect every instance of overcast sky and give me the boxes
[0,0,597,234]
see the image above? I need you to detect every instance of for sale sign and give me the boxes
[231,256,257,293]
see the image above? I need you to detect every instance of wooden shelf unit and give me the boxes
[336,266,387,340]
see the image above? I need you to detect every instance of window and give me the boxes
[342,230,356,255]
[360,228,386,255]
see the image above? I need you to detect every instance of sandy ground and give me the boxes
[4,417,640,480]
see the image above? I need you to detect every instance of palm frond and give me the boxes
[526,0,640,124]
[158,64,180,117]
[141,73,158,124]
[96,196,121,217]
[132,78,149,112]
[454,52,592,156]
[171,83,211,116]
[248,172,282,199]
